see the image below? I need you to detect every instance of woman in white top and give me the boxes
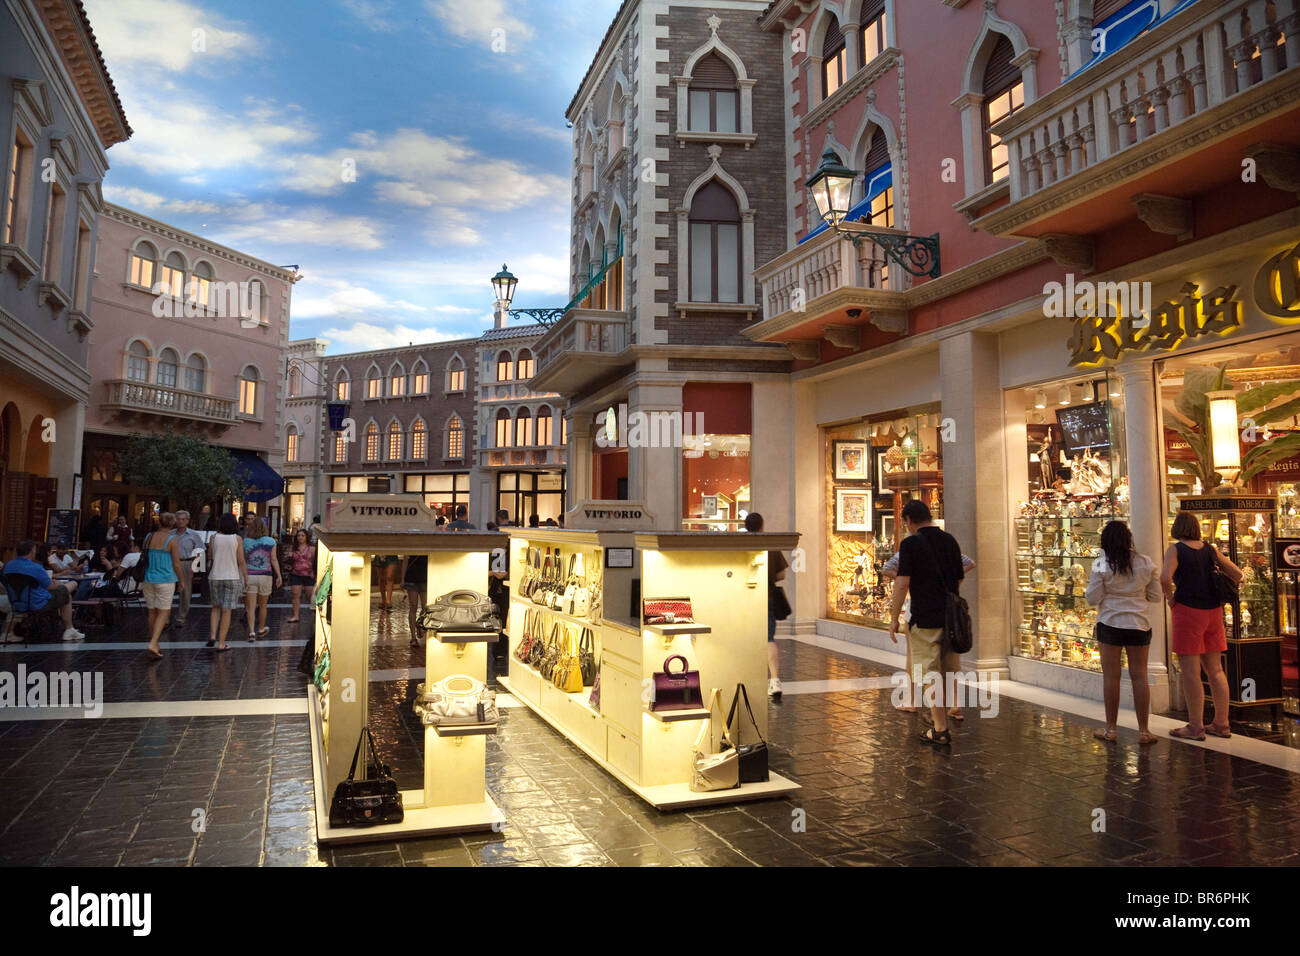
[205,513,246,652]
[1085,520,1162,745]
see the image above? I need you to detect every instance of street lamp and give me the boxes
[491,264,518,308]
[804,148,942,279]
[489,264,565,328]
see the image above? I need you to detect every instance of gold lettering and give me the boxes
[1197,283,1241,336]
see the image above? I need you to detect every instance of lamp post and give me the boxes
[1206,389,1242,490]
[490,264,565,328]
[805,148,941,279]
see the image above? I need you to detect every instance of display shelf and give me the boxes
[646,706,711,722]
[426,629,501,643]
[432,721,499,737]
[1015,550,1098,559]
[645,623,712,637]
[509,595,599,630]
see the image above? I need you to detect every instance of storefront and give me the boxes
[495,470,565,525]
[330,473,472,521]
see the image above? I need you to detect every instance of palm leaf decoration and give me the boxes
[1241,432,1300,483]
[1235,381,1300,415]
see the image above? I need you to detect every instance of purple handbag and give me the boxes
[651,654,703,712]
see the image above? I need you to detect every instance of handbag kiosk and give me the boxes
[309,494,507,844]
[499,527,800,809]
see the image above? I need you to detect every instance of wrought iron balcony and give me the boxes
[103,380,237,426]
[976,0,1300,239]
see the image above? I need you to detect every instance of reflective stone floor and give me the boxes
[1,594,1298,866]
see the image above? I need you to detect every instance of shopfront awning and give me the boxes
[231,451,285,503]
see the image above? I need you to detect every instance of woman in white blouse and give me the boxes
[1085,520,1162,745]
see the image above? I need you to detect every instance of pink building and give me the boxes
[81,203,297,532]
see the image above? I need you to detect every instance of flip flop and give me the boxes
[216,645,233,653]
[1137,732,1159,745]
[895,706,920,714]
[205,639,216,648]
[1093,728,1118,742]
[145,649,163,661]
[285,618,300,623]
[947,709,965,721]
[1170,726,1206,741]
[1206,726,1232,738]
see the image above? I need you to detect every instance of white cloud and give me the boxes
[338,0,399,32]
[490,111,571,145]
[320,321,466,351]
[84,0,260,72]
[426,0,533,52]
[292,277,427,320]
[103,184,222,216]
[432,304,479,314]
[211,204,387,251]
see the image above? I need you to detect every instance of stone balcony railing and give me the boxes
[103,379,237,424]
[984,0,1298,231]
[756,222,897,323]
[529,307,631,393]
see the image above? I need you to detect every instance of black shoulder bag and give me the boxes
[328,727,403,828]
[1208,545,1239,607]
[916,531,973,655]
[723,683,769,783]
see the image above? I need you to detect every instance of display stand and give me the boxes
[499,528,801,810]
[308,496,508,844]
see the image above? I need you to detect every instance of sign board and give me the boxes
[325,494,440,533]
[1274,539,1300,570]
[572,500,657,531]
[1056,401,1110,456]
[1178,495,1276,513]
[45,509,80,548]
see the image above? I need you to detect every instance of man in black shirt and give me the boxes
[888,500,965,743]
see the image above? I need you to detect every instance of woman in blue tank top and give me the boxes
[142,512,183,660]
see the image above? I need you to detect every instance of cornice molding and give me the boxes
[798,49,900,133]
[33,0,131,147]
[103,203,296,280]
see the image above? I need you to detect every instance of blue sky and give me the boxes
[85,0,622,352]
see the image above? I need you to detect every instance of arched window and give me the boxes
[184,353,206,393]
[238,365,260,416]
[516,349,534,380]
[386,420,403,459]
[446,356,465,393]
[366,365,382,399]
[334,368,351,401]
[688,53,738,133]
[364,422,379,461]
[495,408,512,448]
[411,359,429,394]
[247,279,270,324]
[447,416,464,459]
[189,261,214,310]
[333,432,346,463]
[286,424,300,463]
[289,366,302,397]
[411,418,427,459]
[158,251,185,298]
[389,362,406,397]
[983,34,1024,184]
[861,0,887,66]
[156,348,179,388]
[126,341,150,382]
[129,241,157,288]
[496,351,514,382]
[515,408,533,447]
[689,181,741,303]
[862,131,894,227]
[822,17,846,99]
[536,405,553,446]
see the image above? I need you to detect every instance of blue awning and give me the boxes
[1069,0,1195,79]
[800,163,893,244]
[231,451,284,503]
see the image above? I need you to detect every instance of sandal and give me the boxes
[1207,726,1232,739]
[919,725,951,745]
[409,638,421,648]
[1093,727,1118,742]
[895,705,919,714]
[947,708,965,721]
[145,648,163,661]
[258,626,270,637]
[205,639,216,648]
[1137,731,1159,745]
[285,617,300,623]
[1170,725,1206,741]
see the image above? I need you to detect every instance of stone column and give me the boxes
[790,379,821,636]
[626,381,683,530]
[1119,360,1172,712]
[567,413,592,520]
[51,400,84,509]
[940,331,1011,676]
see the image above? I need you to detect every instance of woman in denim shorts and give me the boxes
[206,513,246,651]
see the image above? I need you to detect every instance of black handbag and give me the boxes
[419,589,501,633]
[1209,547,1239,606]
[328,727,403,828]
[770,586,792,621]
[578,627,597,686]
[723,683,769,783]
[917,531,973,655]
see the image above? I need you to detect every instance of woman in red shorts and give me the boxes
[1160,511,1242,741]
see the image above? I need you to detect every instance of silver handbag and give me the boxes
[414,675,498,726]
[690,688,739,792]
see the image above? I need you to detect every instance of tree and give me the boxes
[119,431,246,514]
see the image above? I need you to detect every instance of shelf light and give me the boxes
[1058,385,1071,405]
[1034,390,1047,409]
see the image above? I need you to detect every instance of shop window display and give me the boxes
[825,407,944,627]
[1013,373,1127,673]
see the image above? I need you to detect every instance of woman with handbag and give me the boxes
[1160,511,1242,741]
[743,513,788,699]
[1085,520,1161,745]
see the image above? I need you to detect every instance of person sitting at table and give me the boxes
[47,544,78,574]
[3,539,83,641]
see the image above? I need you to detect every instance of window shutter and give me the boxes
[982,34,1020,96]
[690,180,740,221]
[692,53,736,89]
[861,0,885,24]
[863,131,890,173]
[1091,0,1129,24]
[822,17,845,57]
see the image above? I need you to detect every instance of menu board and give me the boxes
[28,478,56,543]
[2,472,29,548]
[1057,402,1111,457]
[45,509,80,548]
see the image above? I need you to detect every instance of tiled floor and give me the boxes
[2,595,1298,867]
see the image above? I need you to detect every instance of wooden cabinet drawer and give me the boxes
[607,726,639,783]
[507,660,541,706]
[570,698,605,756]
[601,621,642,667]
[600,662,642,739]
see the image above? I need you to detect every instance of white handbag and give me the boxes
[690,688,739,792]
[414,675,498,726]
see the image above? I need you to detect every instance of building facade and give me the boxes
[284,337,328,531]
[82,203,297,533]
[0,0,129,553]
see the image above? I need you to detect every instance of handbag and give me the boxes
[916,532,973,655]
[588,669,601,710]
[532,549,552,606]
[770,585,792,621]
[578,627,597,686]
[1209,546,1239,606]
[651,654,704,711]
[515,608,536,663]
[328,727,404,827]
[538,623,563,676]
[312,641,330,692]
[527,618,549,668]
[314,558,332,607]
[723,683,769,783]
[414,674,498,725]
[572,562,591,618]
[551,626,584,693]
[643,597,695,625]
[419,589,501,633]
[690,689,739,793]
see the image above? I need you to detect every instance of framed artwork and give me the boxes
[835,488,873,533]
[701,494,719,516]
[880,514,895,544]
[877,453,891,490]
[832,440,870,481]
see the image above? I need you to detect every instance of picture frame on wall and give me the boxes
[880,514,895,544]
[835,488,873,533]
[832,440,870,482]
[701,494,718,516]
[877,453,890,490]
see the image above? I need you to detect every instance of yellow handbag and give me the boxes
[551,624,585,693]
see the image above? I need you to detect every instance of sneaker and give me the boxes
[768,677,782,699]
[62,628,86,642]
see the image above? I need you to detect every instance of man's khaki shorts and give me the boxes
[908,625,961,683]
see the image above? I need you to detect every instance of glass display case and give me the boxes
[1178,496,1284,717]
[1014,492,1129,672]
